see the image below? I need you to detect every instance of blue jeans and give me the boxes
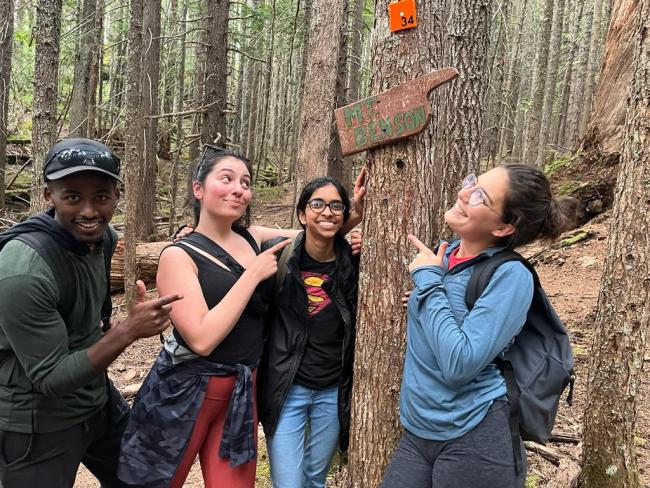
[267,384,340,488]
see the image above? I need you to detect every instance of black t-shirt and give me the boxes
[294,250,345,389]
[172,230,271,366]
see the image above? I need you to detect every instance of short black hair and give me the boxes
[296,176,350,229]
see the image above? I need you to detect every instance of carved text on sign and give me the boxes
[334,68,459,156]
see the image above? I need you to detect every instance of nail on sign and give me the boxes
[334,68,459,156]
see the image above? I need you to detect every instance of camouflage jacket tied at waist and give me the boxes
[117,348,258,487]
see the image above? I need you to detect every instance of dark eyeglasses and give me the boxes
[461,174,498,213]
[307,198,346,215]
[196,144,249,179]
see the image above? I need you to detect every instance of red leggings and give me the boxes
[169,372,258,488]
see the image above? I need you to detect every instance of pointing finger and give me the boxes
[407,235,432,253]
[263,239,292,255]
[135,280,146,303]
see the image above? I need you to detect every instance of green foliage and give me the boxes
[543,154,575,177]
[558,179,580,196]
[525,473,541,488]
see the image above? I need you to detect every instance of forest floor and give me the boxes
[75,188,650,488]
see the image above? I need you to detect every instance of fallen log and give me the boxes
[524,441,565,466]
[110,240,169,291]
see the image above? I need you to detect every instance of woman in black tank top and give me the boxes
[120,147,293,488]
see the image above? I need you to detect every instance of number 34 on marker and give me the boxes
[389,0,417,33]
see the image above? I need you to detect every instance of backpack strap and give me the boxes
[464,249,538,474]
[464,250,540,310]
[14,231,76,320]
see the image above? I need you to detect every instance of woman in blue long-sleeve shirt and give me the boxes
[381,164,574,488]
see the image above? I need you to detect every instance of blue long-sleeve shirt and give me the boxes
[400,241,533,441]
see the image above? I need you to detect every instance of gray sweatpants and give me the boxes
[380,400,526,488]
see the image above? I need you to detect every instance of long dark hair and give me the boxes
[500,164,576,248]
[296,176,351,229]
[192,147,253,229]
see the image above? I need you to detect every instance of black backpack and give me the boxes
[1,229,115,330]
[465,250,575,470]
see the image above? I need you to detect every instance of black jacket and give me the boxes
[258,231,359,450]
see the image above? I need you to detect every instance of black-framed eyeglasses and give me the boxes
[307,198,346,215]
[196,144,249,179]
[461,174,498,213]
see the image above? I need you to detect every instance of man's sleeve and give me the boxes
[0,272,100,397]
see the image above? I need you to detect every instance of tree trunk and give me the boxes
[294,0,347,192]
[168,1,187,235]
[68,0,97,137]
[87,0,103,139]
[0,0,13,209]
[497,0,529,160]
[347,2,491,487]
[136,0,160,240]
[201,0,228,145]
[554,0,585,150]
[123,0,144,305]
[255,0,277,180]
[584,0,638,154]
[536,0,566,167]
[188,11,206,162]
[579,2,649,486]
[31,0,63,214]
[578,0,606,137]
[522,0,554,165]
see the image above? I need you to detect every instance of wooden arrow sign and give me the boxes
[334,67,459,156]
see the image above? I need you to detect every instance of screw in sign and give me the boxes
[389,0,417,32]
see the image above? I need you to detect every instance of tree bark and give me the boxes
[201,0,228,145]
[347,2,491,487]
[68,0,97,137]
[0,0,13,209]
[584,0,638,154]
[123,0,144,305]
[579,2,649,486]
[137,0,161,240]
[168,1,187,236]
[578,0,606,137]
[536,0,566,167]
[522,0,554,165]
[294,0,346,192]
[31,0,63,214]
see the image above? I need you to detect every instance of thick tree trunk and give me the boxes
[123,0,144,305]
[201,0,228,145]
[584,0,638,154]
[136,0,161,240]
[87,0,103,139]
[579,2,649,486]
[347,2,491,487]
[0,0,13,209]
[68,0,97,137]
[294,0,346,192]
[31,0,62,214]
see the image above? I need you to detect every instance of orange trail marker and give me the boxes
[334,67,459,156]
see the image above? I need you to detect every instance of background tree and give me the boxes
[579,0,648,485]
[294,0,347,194]
[0,0,13,209]
[347,2,491,486]
[123,0,145,305]
[68,0,97,137]
[30,0,63,213]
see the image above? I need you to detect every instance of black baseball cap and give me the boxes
[43,138,122,183]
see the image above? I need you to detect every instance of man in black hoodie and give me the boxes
[0,138,182,487]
